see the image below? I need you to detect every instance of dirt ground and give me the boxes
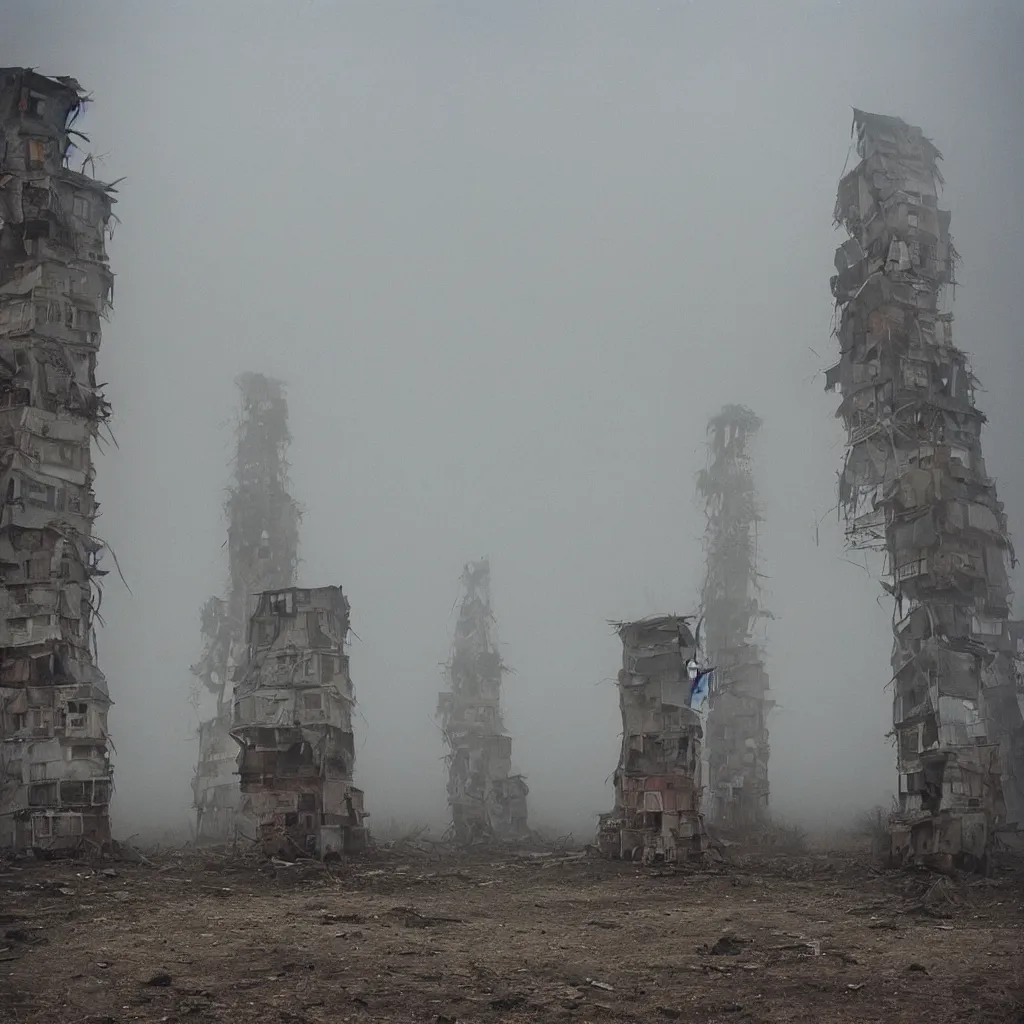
[1,841,1022,1024]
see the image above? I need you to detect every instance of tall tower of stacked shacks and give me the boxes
[0,71,118,854]
[437,560,529,842]
[697,405,773,829]
[598,616,708,863]
[231,585,366,858]
[190,373,299,841]
[828,109,1024,869]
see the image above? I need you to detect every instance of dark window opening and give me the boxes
[61,780,87,804]
[0,388,31,409]
[269,591,294,616]
[23,218,51,240]
[278,742,316,776]
[28,782,57,806]
[922,715,939,750]
[25,92,46,118]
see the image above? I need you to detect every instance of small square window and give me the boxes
[66,701,88,729]
[28,781,57,806]
[54,814,83,837]
[61,780,87,804]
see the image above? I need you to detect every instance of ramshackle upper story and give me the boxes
[0,70,117,322]
[0,70,118,449]
[243,586,351,666]
[232,586,354,734]
[615,616,703,770]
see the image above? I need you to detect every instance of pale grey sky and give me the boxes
[3,0,1022,835]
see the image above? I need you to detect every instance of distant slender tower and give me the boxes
[697,405,772,828]
[437,560,529,842]
[0,71,118,854]
[190,373,300,841]
[828,109,1023,869]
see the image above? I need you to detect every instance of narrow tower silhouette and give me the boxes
[190,373,300,841]
[697,405,773,828]
[437,560,529,842]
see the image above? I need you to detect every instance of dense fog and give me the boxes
[3,0,1022,840]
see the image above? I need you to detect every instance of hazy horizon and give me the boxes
[2,0,1022,840]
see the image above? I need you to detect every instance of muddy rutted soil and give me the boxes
[1,850,1022,1023]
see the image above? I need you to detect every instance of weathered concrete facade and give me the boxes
[0,71,117,854]
[190,373,299,841]
[697,406,773,828]
[598,616,707,863]
[437,560,529,842]
[231,586,366,857]
[828,109,1024,869]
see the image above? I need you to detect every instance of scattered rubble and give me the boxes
[0,70,119,855]
[598,616,709,863]
[437,560,529,843]
[4,840,1019,1023]
[827,109,1024,870]
[697,404,773,828]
